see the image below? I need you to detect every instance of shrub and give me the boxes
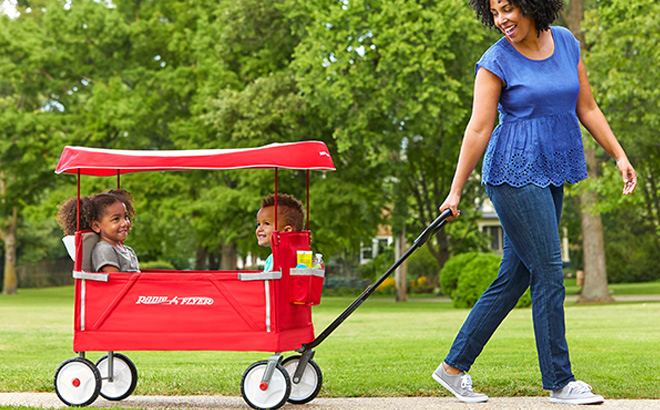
[605,229,660,283]
[439,252,481,298]
[364,277,395,295]
[407,245,440,282]
[453,253,502,308]
[139,260,175,270]
[452,253,531,309]
[410,275,435,294]
[321,276,371,296]
[358,247,394,281]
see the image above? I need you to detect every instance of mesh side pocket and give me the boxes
[289,268,325,305]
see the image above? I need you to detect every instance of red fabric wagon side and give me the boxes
[72,231,316,353]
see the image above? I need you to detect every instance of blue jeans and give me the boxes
[444,183,575,390]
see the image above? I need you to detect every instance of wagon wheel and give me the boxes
[281,355,323,404]
[95,353,138,401]
[54,357,102,407]
[240,360,291,410]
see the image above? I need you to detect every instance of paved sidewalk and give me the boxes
[1,393,659,410]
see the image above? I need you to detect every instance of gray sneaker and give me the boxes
[550,381,605,405]
[432,363,489,403]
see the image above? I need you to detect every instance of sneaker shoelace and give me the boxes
[460,374,474,391]
[565,381,593,394]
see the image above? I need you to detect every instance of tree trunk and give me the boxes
[194,245,207,270]
[220,242,237,271]
[578,194,613,302]
[564,0,613,303]
[578,148,614,303]
[2,208,18,295]
[208,251,219,270]
[395,226,407,302]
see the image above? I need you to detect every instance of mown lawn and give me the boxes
[0,285,658,399]
[564,278,660,296]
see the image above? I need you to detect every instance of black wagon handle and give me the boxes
[299,208,454,352]
[414,208,454,247]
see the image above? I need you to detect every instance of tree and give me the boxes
[580,0,660,283]
[563,0,613,303]
[290,0,497,283]
[0,3,65,294]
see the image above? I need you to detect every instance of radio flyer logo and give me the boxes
[136,296,214,305]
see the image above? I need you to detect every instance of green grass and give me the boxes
[564,278,660,297]
[1,286,659,399]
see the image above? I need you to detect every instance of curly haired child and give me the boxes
[57,189,140,273]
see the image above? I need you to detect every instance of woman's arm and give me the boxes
[440,67,502,219]
[576,57,637,195]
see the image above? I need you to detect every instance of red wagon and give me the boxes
[53,142,335,410]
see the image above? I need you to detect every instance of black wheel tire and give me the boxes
[240,360,291,410]
[54,357,102,407]
[95,353,138,401]
[281,355,323,404]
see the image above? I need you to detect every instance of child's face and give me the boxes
[256,206,291,247]
[91,201,131,246]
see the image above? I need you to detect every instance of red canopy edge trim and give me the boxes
[55,141,336,176]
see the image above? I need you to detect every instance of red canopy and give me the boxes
[55,141,335,176]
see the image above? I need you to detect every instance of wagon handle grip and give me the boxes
[414,208,453,247]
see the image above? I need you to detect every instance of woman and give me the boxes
[433,0,636,405]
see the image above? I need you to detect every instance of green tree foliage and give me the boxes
[290,0,498,280]
[0,2,68,293]
[577,0,660,282]
[11,0,657,287]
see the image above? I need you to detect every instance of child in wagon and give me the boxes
[255,193,304,272]
[57,189,140,273]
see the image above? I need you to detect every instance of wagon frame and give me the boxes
[53,142,335,410]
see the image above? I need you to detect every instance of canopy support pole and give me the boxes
[76,169,81,232]
[274,168,278,237]
[306,170,310,231]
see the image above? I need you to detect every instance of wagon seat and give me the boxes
[62,230,100,272]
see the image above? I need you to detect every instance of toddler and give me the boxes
[255,193,304,272]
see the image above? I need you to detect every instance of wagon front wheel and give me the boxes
[54,357,101,406]
[240,360,291,410]
[95,353,138,401]
[281,355,323,404]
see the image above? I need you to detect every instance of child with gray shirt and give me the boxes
[58,189,140,272]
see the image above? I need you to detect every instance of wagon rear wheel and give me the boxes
[54,357,101,407]
[281,355,322,404]
[95,353,138,401]
[240,360,291,410]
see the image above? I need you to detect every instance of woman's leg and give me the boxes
[480,183,574,390]
[444,232,530,372]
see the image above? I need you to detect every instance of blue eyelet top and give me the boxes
[478,26,588,188]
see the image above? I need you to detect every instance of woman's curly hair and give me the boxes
[57,189,136,236]
[469,0,564,35]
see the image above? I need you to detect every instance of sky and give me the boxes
[0,0,19,18]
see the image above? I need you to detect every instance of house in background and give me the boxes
[476,198,504,253]
[359,223,393,265]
